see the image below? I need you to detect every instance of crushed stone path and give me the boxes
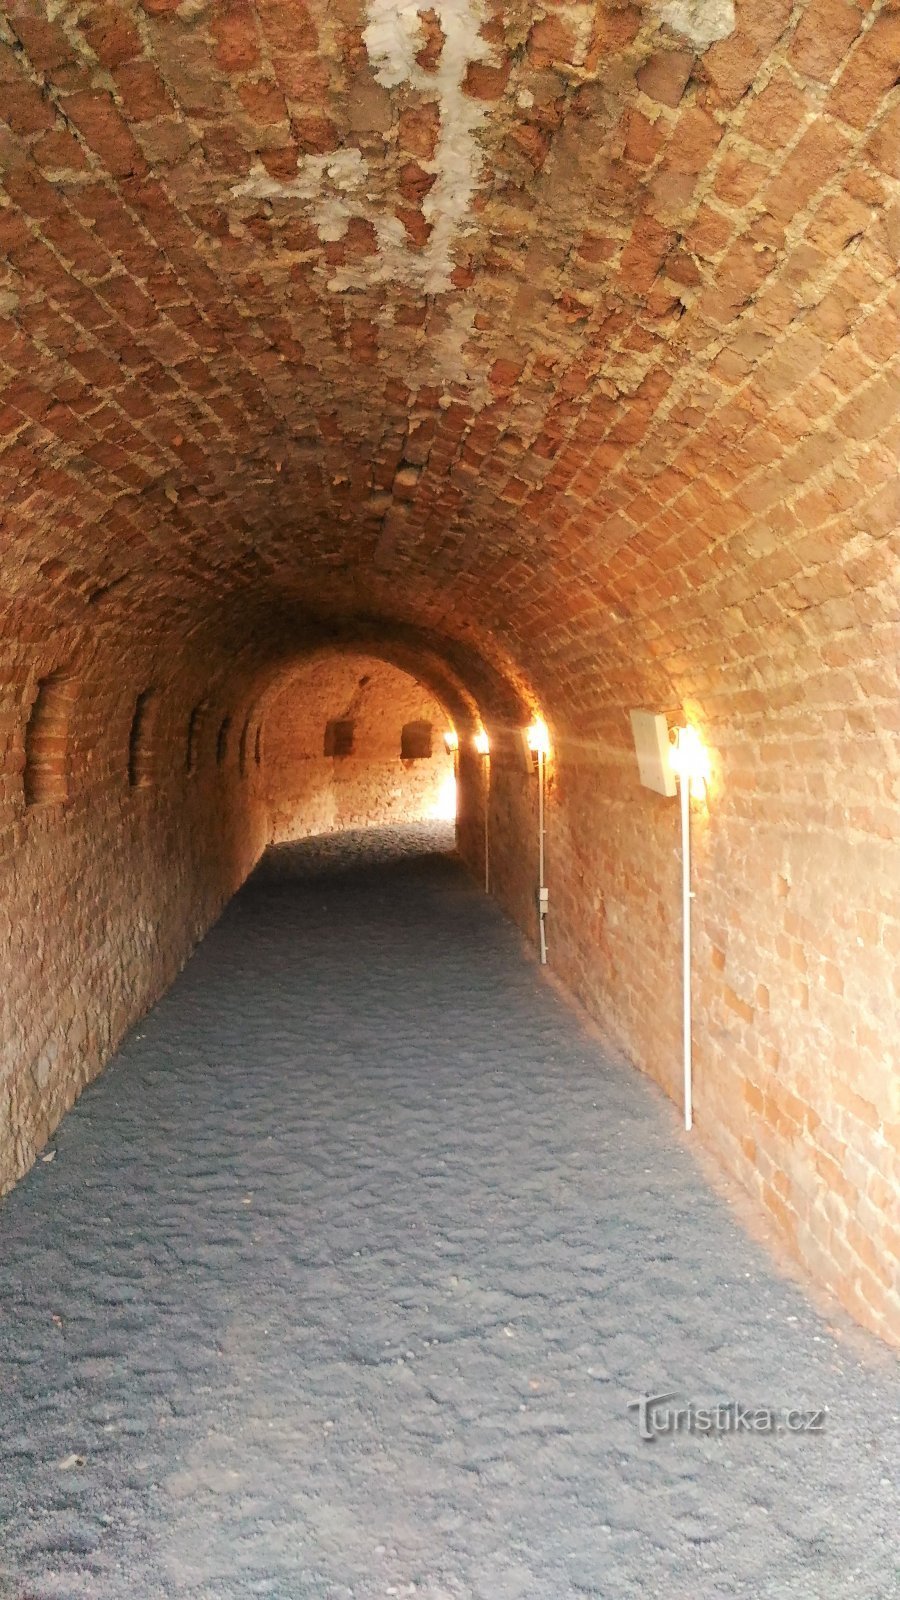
[1,824,897,1600]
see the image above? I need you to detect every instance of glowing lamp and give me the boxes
[474,730,490,756]
[526,719,550,757]
[443,729,459,754]
[669,725,709,798]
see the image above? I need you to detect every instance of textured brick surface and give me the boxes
[0,827,897,1600]
[0,619,269,1195]
[0,0,898,1343]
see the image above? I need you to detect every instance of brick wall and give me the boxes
[0,619,269,1195]
[457,732,543,947]
[480,692,900,1347]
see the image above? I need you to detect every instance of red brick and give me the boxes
[760,119,852,222]
[415,9,444,72]
[463,59,511,100]
[741,71,809,151]
[789,0,865,82]
[238,78,288,125]
[827,12,900,127]
[0,76,57,137]
[620,213,672,293]
[866,102,900,180]
[77,7,143,69]
[60,91,148,177]
[398,102,441,160]
[111,60,175,123]
[528,16,577,67]
[636,49,694,108]
[211,3,262,72]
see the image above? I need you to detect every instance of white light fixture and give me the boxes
[629,712,711,1135]
[526,719,551,964]
[473,728,490,892]
[670,724,709,1134]
[669,723,710,799]
[526,718,550,757]
[443,729,459,754]
[629,709,676,797]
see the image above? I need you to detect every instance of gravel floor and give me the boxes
[1,823,897,1600]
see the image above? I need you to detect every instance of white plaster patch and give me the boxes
[553,1,599,67]
[656,0,736,49]
[232,149,370,243]
[231,0,497,303]
[362,0,496,294]
[406,297,486,397]
[228,0,502,385]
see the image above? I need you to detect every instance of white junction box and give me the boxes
[629,710,676,797]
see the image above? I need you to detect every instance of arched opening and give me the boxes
[216,714,231,767]
[186,702,205,775]
[22,672,76,807]
[128,690,158,790]
[261,652,457,844]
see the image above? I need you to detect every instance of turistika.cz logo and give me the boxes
[628,1392,828,1441]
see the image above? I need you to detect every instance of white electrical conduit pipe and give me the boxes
[482,757,490,894]
[680,761,693,1132]
[537,747,548,964]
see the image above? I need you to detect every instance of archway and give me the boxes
[260,651,457,842]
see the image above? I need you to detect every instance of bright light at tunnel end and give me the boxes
[431,773,458,822]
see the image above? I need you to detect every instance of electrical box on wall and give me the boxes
[629,710,676,797]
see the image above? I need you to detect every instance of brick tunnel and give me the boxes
[1,0,899,1593]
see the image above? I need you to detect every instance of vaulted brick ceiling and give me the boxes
[1,0,898,725]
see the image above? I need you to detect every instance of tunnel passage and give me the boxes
[0,0,898,1353]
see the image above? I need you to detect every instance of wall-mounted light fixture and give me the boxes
[526,718,550,759]
[474,729,490,891]
[443,729,459,755]
[669,724,709,798]
[526,720,550,964]
[629,709,676,797]
[630,711,711,1134]
[669,723,708,1133]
